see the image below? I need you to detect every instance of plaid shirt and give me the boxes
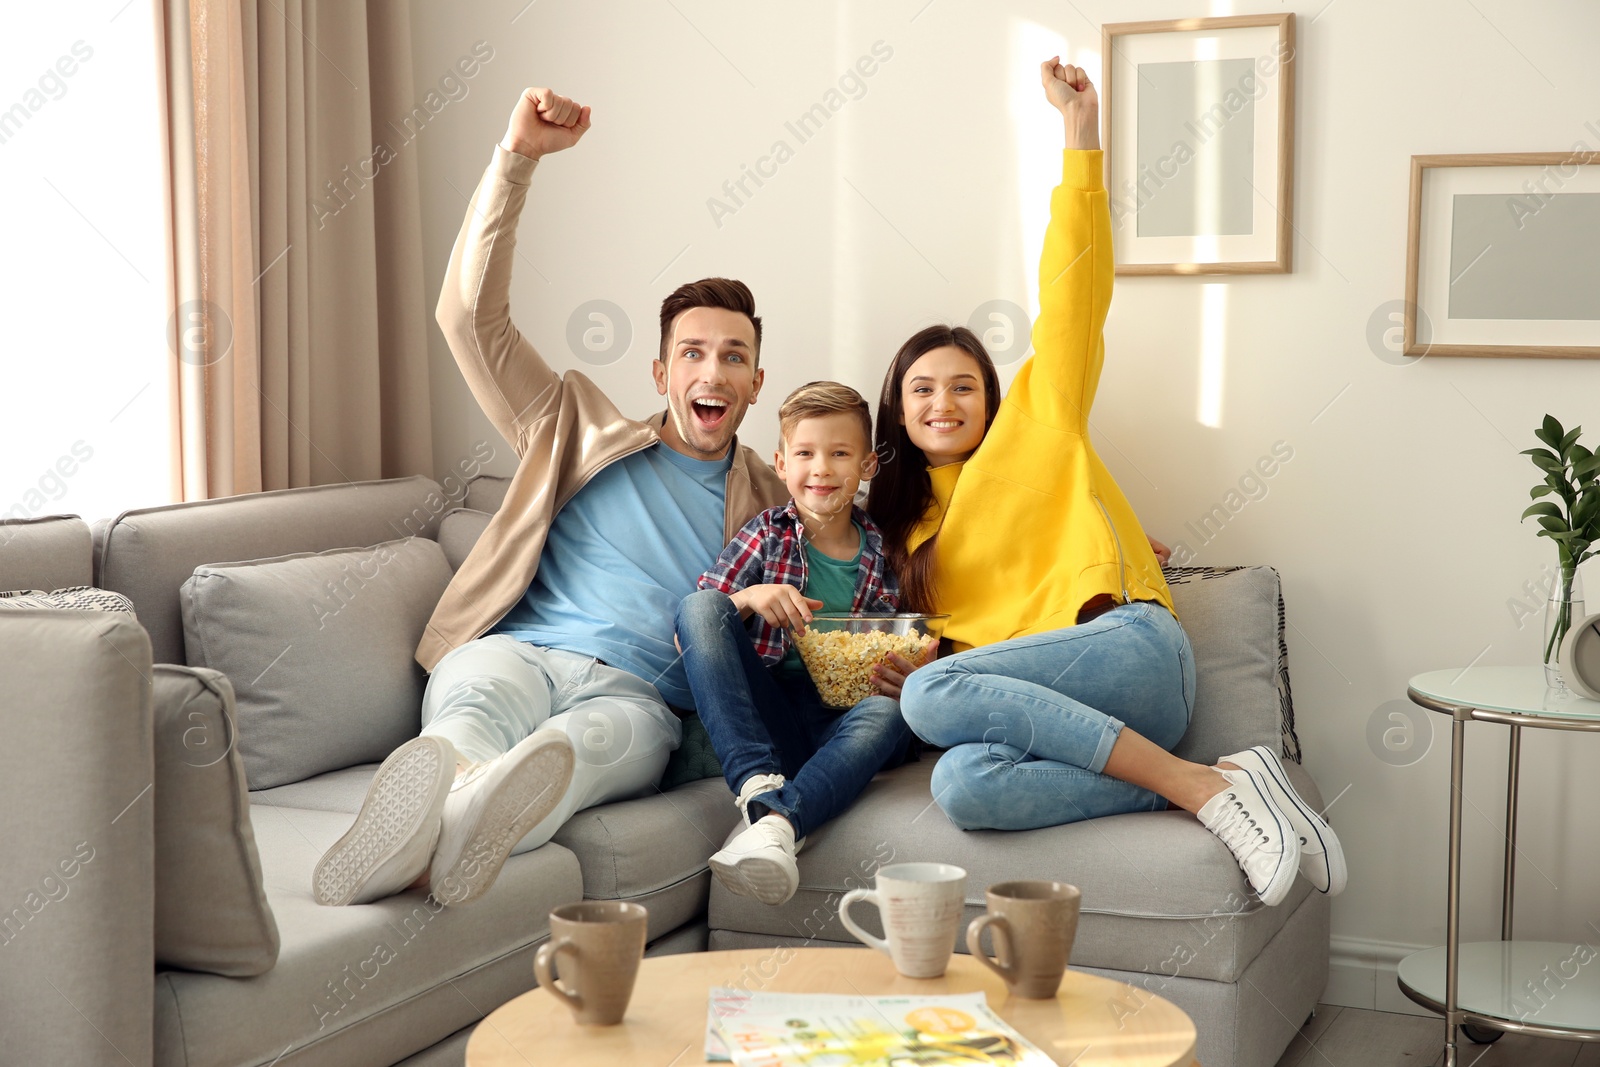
[698,501,898,666]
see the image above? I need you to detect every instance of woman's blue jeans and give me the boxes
[674,589,912,840]
[900,602,1195,831]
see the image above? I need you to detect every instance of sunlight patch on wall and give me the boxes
[1198,282,1228,427]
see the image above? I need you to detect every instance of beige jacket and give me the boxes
[415,147,787,672]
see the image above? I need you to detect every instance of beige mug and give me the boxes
[839,862,968,978]
[533,901,649,1025]
[966,880,1081,998]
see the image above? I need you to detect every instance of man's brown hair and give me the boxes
[777,381,873,451]
[657,278,762,365]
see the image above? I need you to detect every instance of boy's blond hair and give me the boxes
[777,381,873,451]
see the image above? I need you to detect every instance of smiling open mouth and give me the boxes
[691,397,730,429]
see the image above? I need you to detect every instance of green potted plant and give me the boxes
[1521,415,1600,688]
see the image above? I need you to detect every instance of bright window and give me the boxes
[0,3,172,530]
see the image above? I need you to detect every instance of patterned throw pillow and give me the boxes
[1164,564,1301,763]
[659,714,725,789]
[0,586,138,616]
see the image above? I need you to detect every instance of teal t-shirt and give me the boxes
[776,523,865,676]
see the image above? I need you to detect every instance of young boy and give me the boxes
[674,381,912,906]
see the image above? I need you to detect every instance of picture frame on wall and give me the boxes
[1404,152,1600,359]
[1101,13,1296,275]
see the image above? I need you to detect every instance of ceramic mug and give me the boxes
[839,862,967,978]
[533,900,649,1025]
[965,880,1081,998]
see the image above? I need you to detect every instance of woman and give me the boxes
[865,59,1344,907]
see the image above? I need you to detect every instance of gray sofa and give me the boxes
[0,473,1328,1067]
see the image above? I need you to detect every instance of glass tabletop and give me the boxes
[1409,666,1600,722]
[1398,941,1600,1032]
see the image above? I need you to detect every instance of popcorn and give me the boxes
[794,627,938,708]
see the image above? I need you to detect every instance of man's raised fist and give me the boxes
[501,87,592,161]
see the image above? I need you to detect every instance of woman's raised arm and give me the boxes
[1025,59,1114,435]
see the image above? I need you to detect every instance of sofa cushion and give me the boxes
[707,758,1320,983]
[151,664,279,975]
[97,475,447,664]
[256,765,737,928]
[551,776,739,901]
[1167,565,1299,765]
[155,804,585,1067]
[251,763,381,812]
[0,585,136,615]
[464,474,511,514]
[0,513,93,590]
[180,536,454,789]
[437,507,492,572]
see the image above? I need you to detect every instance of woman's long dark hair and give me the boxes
[866,324,1001,613]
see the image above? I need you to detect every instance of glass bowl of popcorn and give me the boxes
[793,613,949,708]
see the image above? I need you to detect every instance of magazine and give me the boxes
[705,987,1056,1066]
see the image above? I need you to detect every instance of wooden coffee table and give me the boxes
[466,946,1198,1066]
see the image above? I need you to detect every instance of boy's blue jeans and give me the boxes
[675,589,912,840]
[900,601,1196,831]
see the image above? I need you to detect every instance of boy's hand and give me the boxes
[871,648,935,700]
[731,584,823,631]
[501,87,592,161]
[1040,57,1098,150]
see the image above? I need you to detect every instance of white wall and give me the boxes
[408,0,1600,1000]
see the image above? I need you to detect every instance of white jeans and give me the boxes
[420,634,681,855]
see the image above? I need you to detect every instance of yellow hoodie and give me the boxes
[909,149,1174,651]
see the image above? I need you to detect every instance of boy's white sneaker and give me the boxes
[1198,766,1300,907]
[312,736,455,906]
[1222,746,1347,895]
[429,731,575,906]
[709,814,800,906]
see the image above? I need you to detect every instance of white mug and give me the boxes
[838,862,968,978]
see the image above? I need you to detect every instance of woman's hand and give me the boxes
[730,584,822,631]
[1040,57,1099,151]
[872,650,932,700]
[1148,535,1172,567]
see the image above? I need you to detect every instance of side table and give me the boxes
[1401,666,1600,1067]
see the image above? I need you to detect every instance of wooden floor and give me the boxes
[1273,1005,1600,1067]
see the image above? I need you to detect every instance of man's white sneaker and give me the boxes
[313,736,455,906]
[1198,767,1300,907]
[429,731,575,906]
[709,815,800,906]
[1222,746,1347,896]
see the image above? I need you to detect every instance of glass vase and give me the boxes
[1544,567,1585,689]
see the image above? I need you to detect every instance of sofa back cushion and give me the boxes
[152,664,279,975]
[438,507,493,571]
[1167,565,1300,765]
[0,514,93,591]
[97,476,447,664]
[181,536,454,789]
[464,474,511,514]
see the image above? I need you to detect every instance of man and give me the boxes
[312,85,787,908]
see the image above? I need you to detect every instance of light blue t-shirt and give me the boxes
[489,442,731,708]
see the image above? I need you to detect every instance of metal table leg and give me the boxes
[1502,724,1520,942]
[1444,711,1468,1067]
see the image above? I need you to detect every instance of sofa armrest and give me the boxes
[0,610,154,1066]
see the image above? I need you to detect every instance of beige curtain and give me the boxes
[158,0,432,499]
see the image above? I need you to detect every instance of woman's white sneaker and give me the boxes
[1197,767,1300,907]
[1221,746,1347,896]
[312,736,455,906]
[429,731,575,906]
[709,815,800,906]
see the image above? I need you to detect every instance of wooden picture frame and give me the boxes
[1404,152,1600,359]
[1101,13,1296,275]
